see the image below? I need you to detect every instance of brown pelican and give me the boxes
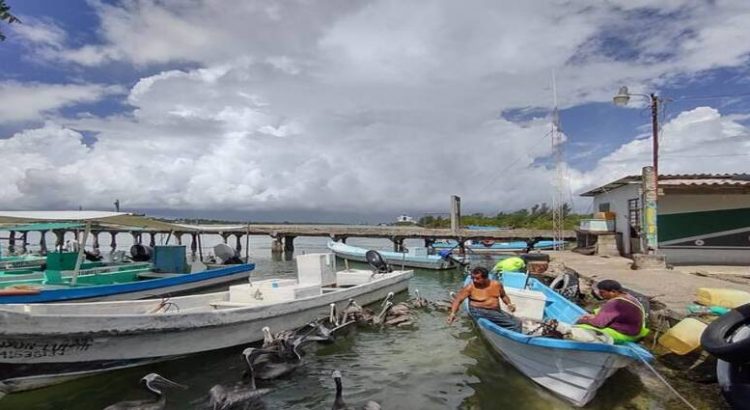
[331,370,381,410]
[243,342,304,380]
[407,289,429,309]
[371,301,393,326]
[206,358,271,410]
[104,373,186,410]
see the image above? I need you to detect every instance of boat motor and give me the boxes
[214,243,243,264]
[365,250,392,274]
[130,244,153,262]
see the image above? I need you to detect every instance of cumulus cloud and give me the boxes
[0,82,121,123]
[4,0,750,217]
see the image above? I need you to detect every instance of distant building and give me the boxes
[396,215,416,224]
[581,174,750,265]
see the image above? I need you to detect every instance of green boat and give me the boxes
[0,251,152,285]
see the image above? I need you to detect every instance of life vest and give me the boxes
[576,295,650,344]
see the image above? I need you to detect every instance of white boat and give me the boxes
[0,253,412,396]
[327,240,457,270]
[466,276,653,407]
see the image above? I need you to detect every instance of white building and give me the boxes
[580,174,750,265]
[396,215,415,224]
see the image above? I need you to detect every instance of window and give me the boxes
[598,203,610,212]
[628,198,640,236]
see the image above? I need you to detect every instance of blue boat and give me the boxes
[327,241,457,270]
[464,274,653,406]
[433,238,565,253]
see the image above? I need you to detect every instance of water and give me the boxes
[2,237,724,409]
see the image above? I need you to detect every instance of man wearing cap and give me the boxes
[576,279,649,343]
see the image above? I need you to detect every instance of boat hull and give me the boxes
[328,241,455,270]
[477,319,631,406]
[0,270,412,394]
[0,264,253,303]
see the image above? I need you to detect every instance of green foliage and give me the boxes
[417,203,589,230]
[0,0,20,41]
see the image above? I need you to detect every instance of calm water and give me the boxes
[3,237,723,409]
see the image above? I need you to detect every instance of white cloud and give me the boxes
[4,0,750,216]
[0,82,121,122]
[12,19,66,48]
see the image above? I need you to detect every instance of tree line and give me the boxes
[417,203,588,230]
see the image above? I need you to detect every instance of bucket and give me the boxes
[658,318,707,355]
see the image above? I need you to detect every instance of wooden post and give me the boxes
[39,230,48,254]
[110,231,118,253]
[451,195,461,233]
[149,232,156,247]
[71,222,91,286]
[284,236,295,253]
[92,231,100,251]
[54,230,65,252]
[190,233,198,261]
[235,233,242,255]
[392,237,404,252]
[8,231,15,254]
[21,232,28,253]
[271,235,283,254]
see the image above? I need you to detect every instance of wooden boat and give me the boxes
[465,276,653,407]
[327,240,457,270]
[0,212,254,303]
[0,253,412,395]
[432,239,565,254]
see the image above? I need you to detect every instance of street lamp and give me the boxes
[613,86,662,253]
[612,86,661,180]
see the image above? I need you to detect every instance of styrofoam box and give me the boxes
[500,288,547,321]
[296,253,337,287]
[230,280,321,303]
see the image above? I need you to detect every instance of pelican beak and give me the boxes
[152,374,188,390]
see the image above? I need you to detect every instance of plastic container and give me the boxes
[501,271,529,289]
[696,288,750,309]
[501,288,547,321]
[687,304,730,315]
[658,318,707,355]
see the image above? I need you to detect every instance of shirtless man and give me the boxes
[447,266,522,332]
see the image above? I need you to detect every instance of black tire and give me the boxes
[717,359,750,409]
[701,303,750,364]
[550,272,570,291]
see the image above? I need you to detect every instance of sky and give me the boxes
[1,0,749,223]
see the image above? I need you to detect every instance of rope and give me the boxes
[628,346,698,410]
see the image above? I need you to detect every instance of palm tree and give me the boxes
[0,0,20,41]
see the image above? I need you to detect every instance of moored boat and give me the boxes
[465,275,653,407]
[327,240,457,270]
[0,252,413,395]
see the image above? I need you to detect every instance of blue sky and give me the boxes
[1,0,749,221]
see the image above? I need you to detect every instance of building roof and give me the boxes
[580,174,750,196]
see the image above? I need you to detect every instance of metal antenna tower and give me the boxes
[551,71,565,250]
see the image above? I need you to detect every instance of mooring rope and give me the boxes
[629,346,699,410]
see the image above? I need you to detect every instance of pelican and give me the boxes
[380,292,394,308]
[408,289,429,309]
[104,373,186,410]
[206,358,271,410]
[331,370,381,410]
[371,301,393,326]
[243,344,302,380]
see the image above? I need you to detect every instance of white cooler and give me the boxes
[501,288,547,321]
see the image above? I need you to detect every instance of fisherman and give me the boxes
[575,279,649,343]
[447,266,522,332]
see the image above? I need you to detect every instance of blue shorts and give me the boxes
[469,305,522,332]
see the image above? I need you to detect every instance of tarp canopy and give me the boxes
[0,211,196,232]
[0,222,84,232]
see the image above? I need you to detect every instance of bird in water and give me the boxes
[407,289,429,309]
[243,336,306,380]
[331,370,381,410]
[205,355,271,410]
[371,301,393,326]
[103,373,186,410]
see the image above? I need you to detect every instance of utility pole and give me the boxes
[650,93,659,190]
[450,195,461,233]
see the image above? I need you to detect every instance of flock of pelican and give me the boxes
[104,290,449,410]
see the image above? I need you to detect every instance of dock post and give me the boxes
[175,232,183,246]
[284,235,295,253]
[235,234,242,255]
[149,232,156,247]
[392,237,405,252]
[221,232,230,244]
[92,231,100,252]
[271,235,283,254]
[54,230,65,252]
[451,195,461,233]
[8,231,15,254]
[39,230,48,254]
[21,232,28,253]
[424,238,435,248]
[190,233,198,261]
[110,231,117,253]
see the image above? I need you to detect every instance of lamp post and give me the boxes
[613,86,661,253]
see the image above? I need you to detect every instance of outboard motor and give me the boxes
[365,250,392,274]
[214,243,243,264]
[130,244,153,262]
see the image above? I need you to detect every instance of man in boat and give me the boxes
[575,279,649,344]
[447,266,522,332]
